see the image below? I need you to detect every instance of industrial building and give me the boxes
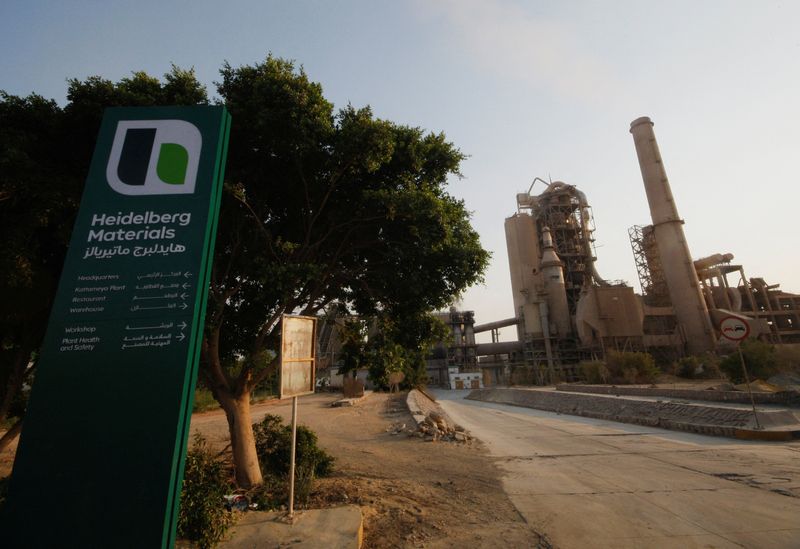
[436,116,800,386]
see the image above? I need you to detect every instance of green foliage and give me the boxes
[253,414,334,478]
[604,351,659,384]
[252,414,334,505]
[337,319,369,378]
[580,361,609,384]
[336,313,449,389]
[366,336,408,389]
[719,340,779,384]
[207,54,488,375]
[0,68,207,422]
[774,345,800,374]
[1,56,488,487]
[673,353,721,379]
[177,435,235,549]
[193,388,219,413]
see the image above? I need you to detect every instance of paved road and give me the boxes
[434,390,800,549]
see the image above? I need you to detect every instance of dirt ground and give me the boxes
[189,391,548,548]
[1,392,547,548]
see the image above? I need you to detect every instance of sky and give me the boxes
[3,0,799,343]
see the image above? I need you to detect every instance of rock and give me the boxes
[707,382,735,391]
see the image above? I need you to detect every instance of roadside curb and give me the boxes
[331,391,372,408]
[734,428,800,441]
[467,388,800,441]
[406,389,428,426]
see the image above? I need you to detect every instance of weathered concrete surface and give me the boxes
[436,390,800,549]
[218,505,363,549]
[406,389,429,425]
[468,387,800,439]
[557,383,800,406]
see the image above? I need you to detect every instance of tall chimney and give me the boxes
[630,117,716,354]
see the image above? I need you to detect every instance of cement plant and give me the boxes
[417,116,800,389]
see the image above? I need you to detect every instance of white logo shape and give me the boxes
[106,119,202,196]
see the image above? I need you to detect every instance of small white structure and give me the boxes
[448,371,483,390]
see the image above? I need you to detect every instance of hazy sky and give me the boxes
[3,1,799,342]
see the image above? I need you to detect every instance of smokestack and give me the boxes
[630,117,715,354]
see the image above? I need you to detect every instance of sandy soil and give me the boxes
[189,391,548,548]
[1,391,546,548]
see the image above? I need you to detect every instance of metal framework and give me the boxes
[533,185,599,315]
[628,224,670,306]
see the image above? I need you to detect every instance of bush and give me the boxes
[719,340,779,384]
[192,388,219,413]
[605,351,659,384]
[252,415,334,505]
[674,353,721,379]
[177,435,235,549]
[579,361,609,384]
[775,345,800,373]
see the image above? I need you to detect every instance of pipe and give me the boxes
[694,253,734,272]
[539,301,555,379]
[630,117,716,354]
[474,341,524,356]
[474,317,519,333]
[527,176,551,196]
[541,227,571,336]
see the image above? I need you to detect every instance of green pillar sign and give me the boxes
[3,106,231,548]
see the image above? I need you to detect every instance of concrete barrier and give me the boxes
[468,388,800,440]
[556,384,800,407]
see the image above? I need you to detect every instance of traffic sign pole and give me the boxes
[737,344,761,430]
[718,315,761,430]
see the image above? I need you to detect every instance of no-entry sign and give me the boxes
[719,315,751,342]
[3,107,231,548]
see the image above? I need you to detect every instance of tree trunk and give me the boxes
[0,339,34,424]
[219,391,263,488]
[0,416,23,453]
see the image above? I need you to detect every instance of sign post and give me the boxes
[719,316,761,430]
[279,314,317,518]
[3,106,231,547]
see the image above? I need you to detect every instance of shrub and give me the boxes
[192,387,219,413]
[674,353,722,379]
[775,345,800,374]
[605,351,659,384]
[579,361,609,384]
[177,435,235,549]
[252,415,335,505]
[719,340,779,384]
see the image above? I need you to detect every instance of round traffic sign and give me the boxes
[719,316,750,341]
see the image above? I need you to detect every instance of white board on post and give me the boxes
[279,314,317,399]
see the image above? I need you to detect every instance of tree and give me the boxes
[203,56,488,487]
[0,69,208,451]
[337,318,369,378]
[0,57,489,491]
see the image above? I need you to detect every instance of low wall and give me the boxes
[467,388,800,438]
[556,384,800,407]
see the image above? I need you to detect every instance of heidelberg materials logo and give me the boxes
[106,120,202,195]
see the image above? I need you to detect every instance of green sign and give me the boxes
[3,106,231,548]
